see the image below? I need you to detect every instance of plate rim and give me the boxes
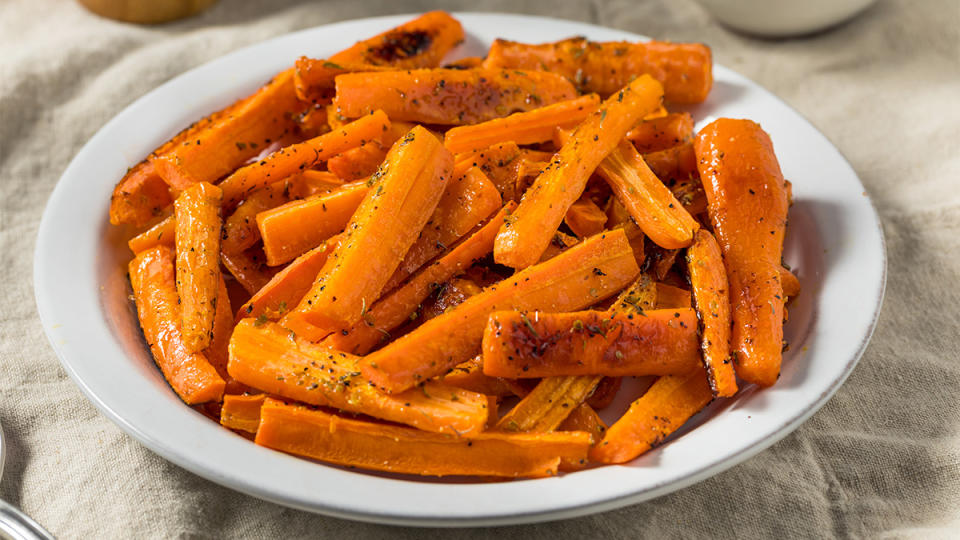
[33,12,887,527]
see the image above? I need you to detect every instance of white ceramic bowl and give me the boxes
[34,13,886,526]
[695,0,878,37]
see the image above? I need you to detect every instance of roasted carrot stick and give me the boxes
[236,234,341,323]
[174,182,223,352]
[256,182,367,266]
[151,69,305,191]
[221,184,288,255]
[483,37,712,104]
[228,319,489,435]
[482,309,700,378]
[220,248,275,295]
[383,167,501,291]
[326,120,413,181]
[283,126,452,339]
[686,229,737,398]
[655,283,691,309]
[493,75,664,269]
[285,169,345,199]
[595,139,699,249]
[590,367,712,463]
[255,398,590,478]
[323,205,512,355]
[294,58,397,104]
[672,178,708,216]
[453,141,524,201]
[110,161,173,227]
[327,11,464,68]
[496,375,603,433]
[613,272,658,314]
[695,119,790,387]
[643,140,697,184]
[559,403,607,440]
[439,356,516,397]
[333,69,577,125]
[443,94,601,154]
[362,228,640,394]
[218,110,389,207]
[129,246,225,404]
[626,112,695,153]
[220,394,266,433]
[202,275,234,380]
[128,213,174,253]
[564,197,608,238]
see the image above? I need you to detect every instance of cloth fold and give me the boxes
[1,0,957,537]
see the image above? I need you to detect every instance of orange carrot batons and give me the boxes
[174,182,224,352]
[129,246,225,404]
[221,184,288,256]
[686,229,737,397]
[328,11,464,68]
[493,75,664,269]
[694,119,789,388]
[627,112,695,153]
[127,213,174,254]
[362,228,641,394]
[255,398,590,478]
[220,394,266,434]
[333,69,577,125]
[483,37,712,104]
[283,126,453,339]
[110,161,172,227]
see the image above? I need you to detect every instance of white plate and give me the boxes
[34,13,886,526]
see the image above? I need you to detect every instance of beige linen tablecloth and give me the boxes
[1,0,958,537]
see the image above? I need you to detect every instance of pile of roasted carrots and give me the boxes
[113,11,798,478]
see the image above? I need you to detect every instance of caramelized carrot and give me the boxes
[285,170,345,199]
[220,248,275,295]
[236,235,341,323]
[686,229,737,397]
[494,75,664,269]
[294,58,397,104]
[613,272,658,314]
[643,141,697,183]
[151,69,305,191]
[327,11,464,68]
[695,119,789,387]
[174,182,223,352]
[221,184,288,255]
[672,178,708,216]
[383,167,501,291]
[110,161,172,227]
[323,205,512,355]
[453,141,524,201]
[228,320,489,435]
[655,283,691,309]
[127,213,174,253]
[626,112,695,153]
[129,246,225,404]
[218,110,390,207]
[326,142,388,181]
[591,367,713,463]
[495,375,603,433]
[483,37,712,104]
[439,356,515,397]
[333,69,577,125]
[257,182,367,266]
[443,94,601,154]
[220,393,266,433]
[255,398,590,478]
[559,403,607,441]
[482,309,700,378]
[596,139,698,249]
[564,197,608,238]
[586,376,622,410]
[283,126,452,338]
[362,229,640,394]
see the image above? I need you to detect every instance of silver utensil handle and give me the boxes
[0,499,53,540]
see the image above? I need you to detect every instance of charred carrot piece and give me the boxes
[482,309,700,378]
[362,228,640,394]
[218,110,389,207]
[564,197,608,238]
[257,182,367,266]
[151,69,305,191]
[228,320,489,435]
[626,112,695,153]
[110,161,173,227]
[282,126,453,339]
[590,367,713,463]
[382,167,502,292]
[128,213,174,253]
[483,37,712,104]
[695,119,790,387]
[221,184,289,255]
[236,234,341,323]
[323,204,513,355]
[220,248,275,295]
[687,229,737,397]
[220,394,266,434]
[596,139,699,249]
[333,69,577,125]
[443,94,601,154]
[327,11,464,68]
[255,398,590,478]
[174,182,224,352]
[494,75,664,269]
[495,375,604,433]
[129,246,225,404]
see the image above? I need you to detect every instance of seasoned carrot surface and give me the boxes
[174,182,223,352]
[327,11,464,68]
[687,229,737,397]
